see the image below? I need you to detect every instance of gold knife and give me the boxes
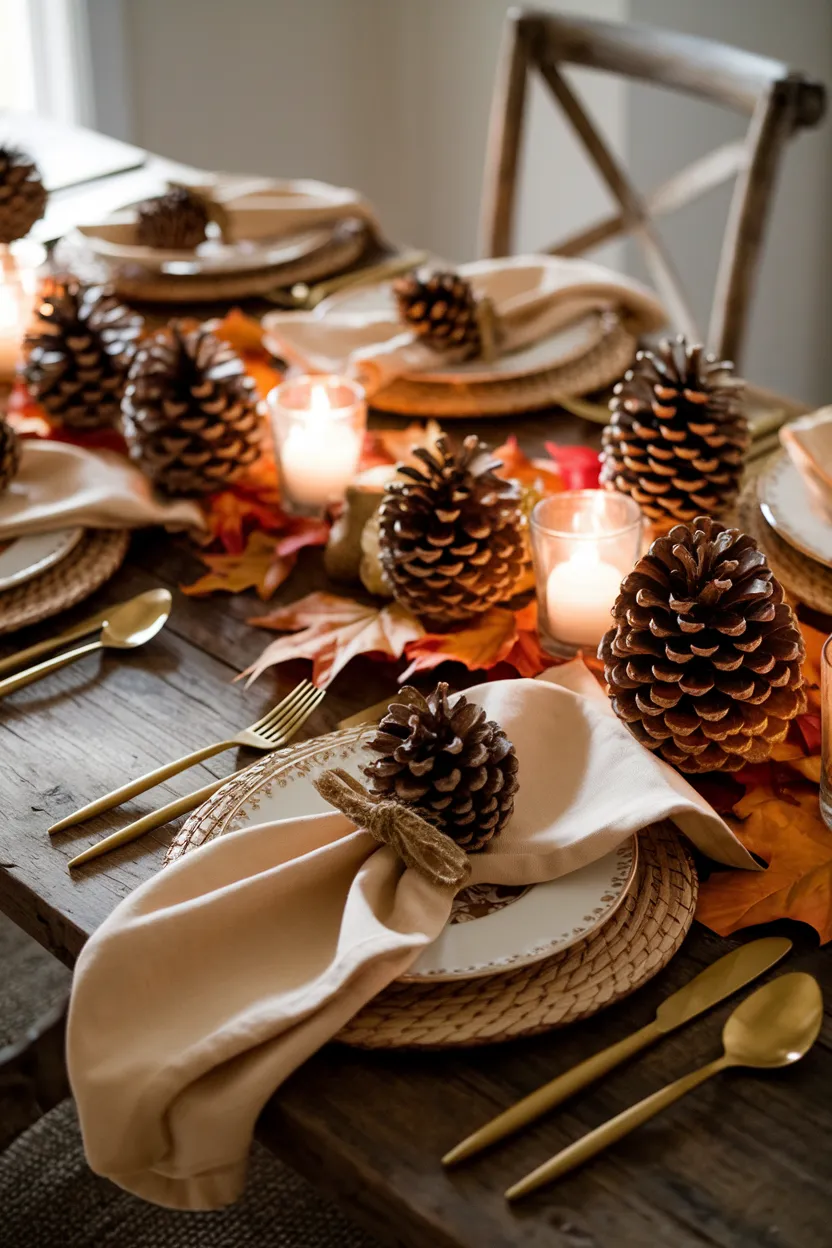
[442,935,792,1167]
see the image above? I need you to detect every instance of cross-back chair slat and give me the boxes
[480,8,826,366]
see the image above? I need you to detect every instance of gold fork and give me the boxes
[65,682,327,869]
[49,680,320,833]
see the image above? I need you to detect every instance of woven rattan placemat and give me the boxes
[370,313,637,418]
[0,528,130,636]
[338,821,696,1049]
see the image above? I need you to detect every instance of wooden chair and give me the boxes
[0,997,69,1152]
[479,9,826,368]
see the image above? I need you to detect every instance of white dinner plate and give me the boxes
[313,281,608,384]
[759,453,832,570]
[170,726,638,983]
[76,223,337,276]
[0,527,84,592]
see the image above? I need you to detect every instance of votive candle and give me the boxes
[268,374,366,514]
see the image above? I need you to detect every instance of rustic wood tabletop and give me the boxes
[1,410,830,1248]
[0,119,830,1247]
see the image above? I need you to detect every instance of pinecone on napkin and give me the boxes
[363,683,519,852]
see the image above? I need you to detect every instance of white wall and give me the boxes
[628,0,832,402]
[93,0,831,401]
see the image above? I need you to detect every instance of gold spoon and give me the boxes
[0,588,172,699]
[506,971,823,1201]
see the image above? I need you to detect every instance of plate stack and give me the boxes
[171,725,698,1049]
[739,450,832,617]
[0,527,129,636]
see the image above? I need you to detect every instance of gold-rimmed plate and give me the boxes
[168,726,638,984]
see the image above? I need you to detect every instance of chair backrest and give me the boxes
[479,8,826,367]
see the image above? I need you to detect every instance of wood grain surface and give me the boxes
[1,410,831,1247]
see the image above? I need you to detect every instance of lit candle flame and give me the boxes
[309,383,332,415]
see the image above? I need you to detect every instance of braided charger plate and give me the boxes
[173,729,696,1048]
[0,528,130,636]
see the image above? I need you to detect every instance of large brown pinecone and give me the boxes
[378,434,526,625]
[0,417,21,493]
[0,146,47,243]
[135,187,211,249]
[598,516,806,773]
[363,683,519,852]
[121,323,262,496]
[601,337,749,525]
[393,269,481,356]
[23,281,144,430]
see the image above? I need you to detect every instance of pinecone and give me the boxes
[363,683,519,851]
[23,281,144,430]
[394,269,481,356]
[598,516,806,773]
[0,146,47,243]
[601,337,749,525]
[136,187,211,250]
[121,322,262,496]
[0,417,21,492]
[378,434,526,625]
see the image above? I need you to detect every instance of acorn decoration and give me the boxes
[599,516,806,773]
[394,269,484,357]
[23,281,144,430]
[136,186,212,250]
[377,434,526,625]
[601,336,749,526]
[363,683,518,852]
[0,416,21,493]
[0,146,47,243]
[121,322,261,496]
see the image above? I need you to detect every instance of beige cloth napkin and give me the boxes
[263,254,667,395]
[68,670,754,1212]
[77,175,382,263]
[0,441,205,540]
[780,406,832,520]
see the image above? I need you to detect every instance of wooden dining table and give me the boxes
[1,119,831,1248]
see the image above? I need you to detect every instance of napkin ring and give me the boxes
[313,768,471,890]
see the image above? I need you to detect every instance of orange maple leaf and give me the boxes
[696,784,832,944]
[400,601,552,682]
[243,591,424,687]
[182,521,327,601]
[492,435,564,497]
[359,420,444,472]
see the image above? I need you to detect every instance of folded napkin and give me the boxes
[77,175,382,261]
[263,254,667,395]
[780,406,832,520]
[0,441,204,541]
[68,668,753,1211]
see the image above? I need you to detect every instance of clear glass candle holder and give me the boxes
[0,240,46,385]
[821,635,832,829]
[530,490,643,656]
[267,374,366,515]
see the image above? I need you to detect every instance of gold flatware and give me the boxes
[265,250,428,310]
[506,970,822,1201]
[0,600,117,677]
[0,589,172,699]
[50,678,320,833]
[66,682,326,869]
[443,936,792,1166]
